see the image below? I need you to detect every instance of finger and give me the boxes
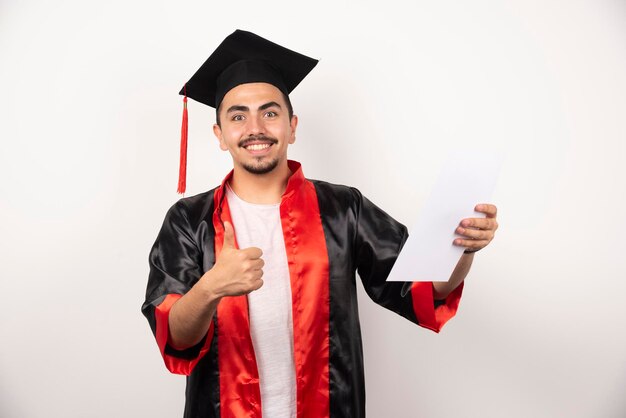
[453,238,489,249]
[245,268,264,280]
[475,203,498,218]
[223,221,236,248]
[252,278,264,291]
[250,258,265,270]
[456,226,492,240]
[461,217,497,231]
[242,246,263,259]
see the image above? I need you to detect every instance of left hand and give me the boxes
[454,203,498,252]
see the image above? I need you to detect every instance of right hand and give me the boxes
[204,221,264,298]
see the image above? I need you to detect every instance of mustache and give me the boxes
[238,135,278,148]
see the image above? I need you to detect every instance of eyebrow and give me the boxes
[226,105,248,114]
[226,101,282,114]
[259,101,282,111]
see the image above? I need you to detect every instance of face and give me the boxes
[213,82,297,175]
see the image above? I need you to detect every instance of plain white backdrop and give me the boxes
[1,0,625,417]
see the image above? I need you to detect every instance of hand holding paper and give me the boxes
[386,150,502,282]
[454,203,499,252]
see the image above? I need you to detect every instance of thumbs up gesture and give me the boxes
[207,221,264,298]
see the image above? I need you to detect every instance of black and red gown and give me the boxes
[142,160,463,418]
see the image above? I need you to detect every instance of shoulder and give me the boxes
[306,179,369,226]
[307,179,363,206]
[165,188,217,228]
[308,179,405,231]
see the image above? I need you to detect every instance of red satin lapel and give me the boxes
[214,192,262,417]
[281,166,330,418]
[212,161,330,418]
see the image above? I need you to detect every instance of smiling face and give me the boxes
[213,82,298,175]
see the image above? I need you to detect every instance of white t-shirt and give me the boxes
[226,184,296,418]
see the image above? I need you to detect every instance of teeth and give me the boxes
[246,143,271,151]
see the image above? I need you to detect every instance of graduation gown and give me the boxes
[141,160,464,418]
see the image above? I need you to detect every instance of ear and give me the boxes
[288,114,298,144]
[213,123,228,151]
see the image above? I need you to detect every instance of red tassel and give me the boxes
[177,87,188,194]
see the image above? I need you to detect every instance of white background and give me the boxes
[1,1,625,417]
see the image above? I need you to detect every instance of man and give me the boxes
[142,30,498,418]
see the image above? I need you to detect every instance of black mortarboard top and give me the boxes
[180,29,319,109]
[176,29,319,194]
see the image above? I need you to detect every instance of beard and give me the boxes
[238,134,280,175]
[242,157,280,175]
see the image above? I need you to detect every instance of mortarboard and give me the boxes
[176,29,319,194]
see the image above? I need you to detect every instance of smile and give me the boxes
[244,143,272,151]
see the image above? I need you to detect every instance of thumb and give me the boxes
[223,221,236,248]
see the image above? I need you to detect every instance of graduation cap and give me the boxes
[176,29,319,194]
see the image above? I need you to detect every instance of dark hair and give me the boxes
[215,91,294,127]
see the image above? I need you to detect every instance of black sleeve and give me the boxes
[352,188,419,323]
[141,200,206,359]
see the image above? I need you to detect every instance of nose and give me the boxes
[246,114,265,136]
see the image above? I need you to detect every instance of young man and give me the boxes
[142,30,498,418]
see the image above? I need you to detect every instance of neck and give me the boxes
[229,160,292,204]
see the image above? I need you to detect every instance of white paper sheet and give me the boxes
[386,150,503,282]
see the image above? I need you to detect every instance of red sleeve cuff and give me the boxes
[410,282,464,333]
[155,294,214,375]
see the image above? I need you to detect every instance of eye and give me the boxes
[231,114,245,122]
[264,110,277,118]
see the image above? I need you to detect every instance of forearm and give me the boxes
[432,252,474,299]
[168,270,222,350]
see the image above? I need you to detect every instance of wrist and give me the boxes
[199,270,224,302]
